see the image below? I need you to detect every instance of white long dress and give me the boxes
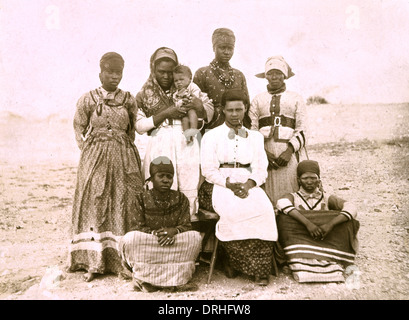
[135,86,213,223]
[200,123,278,242]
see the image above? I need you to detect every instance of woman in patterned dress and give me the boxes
[249,56,307,207]
[69,52,144,282]
[119,156,202,292]
[193,28,251,130]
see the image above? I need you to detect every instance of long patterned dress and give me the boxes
[249,89,307,206]
[69,87,144,276]
[193,60,251,130]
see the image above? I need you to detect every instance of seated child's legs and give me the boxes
[182,115,190,132]
[188,109,198,129]
[183,110,199,144]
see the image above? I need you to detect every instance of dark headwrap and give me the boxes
[100,52,124,71]
[212,28,235,48]
[297,160,320,178]
[138,47,179,117]
[149,156,175,177]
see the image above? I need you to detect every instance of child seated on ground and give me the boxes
[173,65,211,143]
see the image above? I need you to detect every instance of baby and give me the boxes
[173,65,210,144]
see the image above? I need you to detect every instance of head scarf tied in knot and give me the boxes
[297,160,320,178]
[100,52,125,71]
[149,156,175,177]
[255,55,295,79]
[138,47,179,117]
[212,28,235,48]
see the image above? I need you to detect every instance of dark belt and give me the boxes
[259,115,295,129]
[219,162,251,169]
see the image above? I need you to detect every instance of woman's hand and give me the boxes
[153,227,178,246]
[234,184,248,198]
[182,96,205,118]
[318,223,334,240]
[305,222,323,240]
[166,105,188,120]
[226,177,244,197]
[266,150,280,170]
[237,180,256,198]
[275,145,294,167]
[153,105,187,126]
[226,178,255,199]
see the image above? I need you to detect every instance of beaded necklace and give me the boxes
[152,189,171,210]
[210,60,235,88]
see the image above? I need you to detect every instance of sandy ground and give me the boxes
[0,103,409,300]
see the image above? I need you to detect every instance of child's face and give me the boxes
[173,73,191,90]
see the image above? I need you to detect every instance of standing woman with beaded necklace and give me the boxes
[193,28,251,131]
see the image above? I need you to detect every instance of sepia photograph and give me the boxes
[0,0,408,302]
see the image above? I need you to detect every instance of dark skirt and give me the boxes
[220,239,275,278]
[198,180,215,212]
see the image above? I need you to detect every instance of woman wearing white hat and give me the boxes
[249,56,307,207]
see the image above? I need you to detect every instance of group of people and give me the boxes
[68,28,360,292]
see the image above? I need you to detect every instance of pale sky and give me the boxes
[1,0,409,119]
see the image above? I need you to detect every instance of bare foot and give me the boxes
[119,268,133,280]
[84,272,96,282]
[175,282,199,292]
[254,275,269,286]
[133,279,158,292]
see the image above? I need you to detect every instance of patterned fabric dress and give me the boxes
[69,87,144,275]
[119,189,201,287]
[193,60,251,130]
[249,89,307,206]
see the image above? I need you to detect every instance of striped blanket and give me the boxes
[277,210,359,282]
[119,230,201,287]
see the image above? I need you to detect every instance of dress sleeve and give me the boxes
[240,72,250,101]
[288,94,307,152]
[276,193,296,214]
[328,195,358,220]
[126,93,138,141]
[248,96,260,130]
[135,91,155,134]
[130,194,152,233]
[175,193,193,233]
[190,83,214,123]
[193,69,206,92]
[73,93,92,150]
[200,132,227,187]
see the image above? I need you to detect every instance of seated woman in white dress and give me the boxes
[199,89,278,286]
